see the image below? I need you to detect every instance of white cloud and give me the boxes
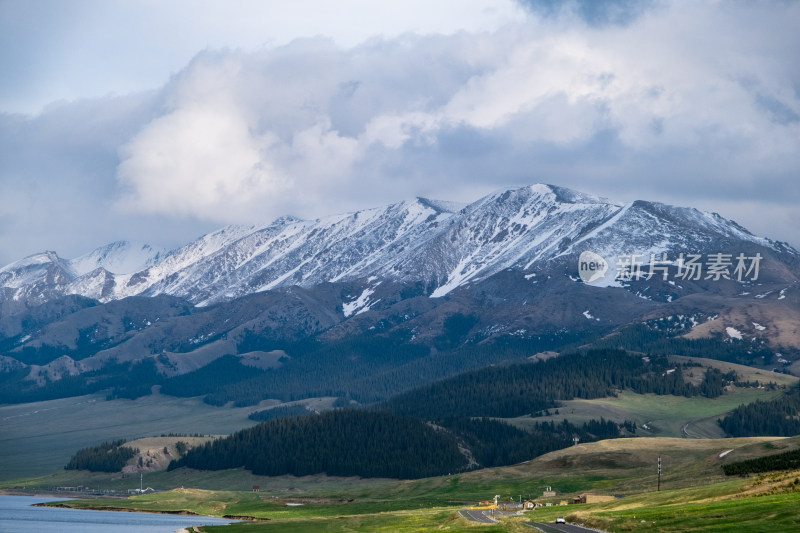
[1,0,800,265]
[117,105,286,218]
[0,0,523,114]
[105,0,800,243]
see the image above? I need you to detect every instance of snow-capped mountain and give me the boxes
[0,242,164,305]
[3,184,800,400]
[69,241,163,276]
[0,251,75,304]
[110,198,460,305]
[1,184,797,307]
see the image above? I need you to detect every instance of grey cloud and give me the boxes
[517,0,658,27]
[756,93,800,125]
[2,0,800,266]
[0,93,219,264]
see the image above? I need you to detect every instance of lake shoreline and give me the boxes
[32,501,203,516]
[0,488,123,499]
[31,497,266,521]
[0,494,239,532]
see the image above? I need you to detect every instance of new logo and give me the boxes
[578,251,608,284]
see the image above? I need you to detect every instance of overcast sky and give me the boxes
[1,0,798,266]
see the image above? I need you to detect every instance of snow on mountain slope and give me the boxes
[127,198,458,304]
[391,184,623,296]
[0,251,75,303]
[69,241,163,276]
[1,184,796,307]
[555,199,798,287]
[108,223,266,301]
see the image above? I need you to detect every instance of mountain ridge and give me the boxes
[3,183,795,308]
[2,184,799,401]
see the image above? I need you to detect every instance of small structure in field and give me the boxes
[573,493,616,504]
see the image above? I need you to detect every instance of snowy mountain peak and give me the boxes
[0,251,64,274]
[270,215,304,227]
[0,251,74,298]
[415,197,465,214]
[1,184,797,306]
[464,184,615,216]
[547,184,617,206]
[69,241,163,276]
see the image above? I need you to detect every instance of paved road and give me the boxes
[525,520,605,533]
[682,420,698,438]
[459,509,498,524]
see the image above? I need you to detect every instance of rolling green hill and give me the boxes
[22,435,800,532]
[3,350,796,482]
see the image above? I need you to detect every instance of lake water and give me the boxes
[0,495,236,532]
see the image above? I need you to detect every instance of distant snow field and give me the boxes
[725,327,743,340]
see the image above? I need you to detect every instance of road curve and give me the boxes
[459,508,498,524]
[525,520,606,532]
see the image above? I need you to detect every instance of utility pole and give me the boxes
[657,457,661,492]
[140,472,143,492]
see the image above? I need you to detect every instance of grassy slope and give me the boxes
[667,355,799,387]
[507,388,783,439]
[29,436,800,532]
[0,391,261,481]
[2,355,793,481]
[5,357,800,530]
[521,471,800,533]
[505,355,798,439]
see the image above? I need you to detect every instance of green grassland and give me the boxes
[667,355,799,388]
[23,436,800,532]
[508,387,784,439]
[514,475,800,533]
[205,509,508,532]
[4,357,800,530]
[15,435,794,498]
[505,355,798,439]
[0,391,263,480]
[2,355,791,482]
[536,467,800,533]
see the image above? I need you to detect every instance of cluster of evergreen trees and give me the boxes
[441,416,632,468]
[382,350,727,420]
[169,410,467,479]
[105,359,163,399]
[170,406,636,479]
[64,440,138,472]
[160,355,267,398]
[722,448,800,476]
[58,346,770,481]
[170,407,635,479]
[0,358,167,404]
[248,404,312,422]
[163,349,746,480]
[200,334,563,406]
[584,323,780,366]
[719,385,800,437]
[698,368,736,398]
[0,368,106,404]
[2,327,563,405]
